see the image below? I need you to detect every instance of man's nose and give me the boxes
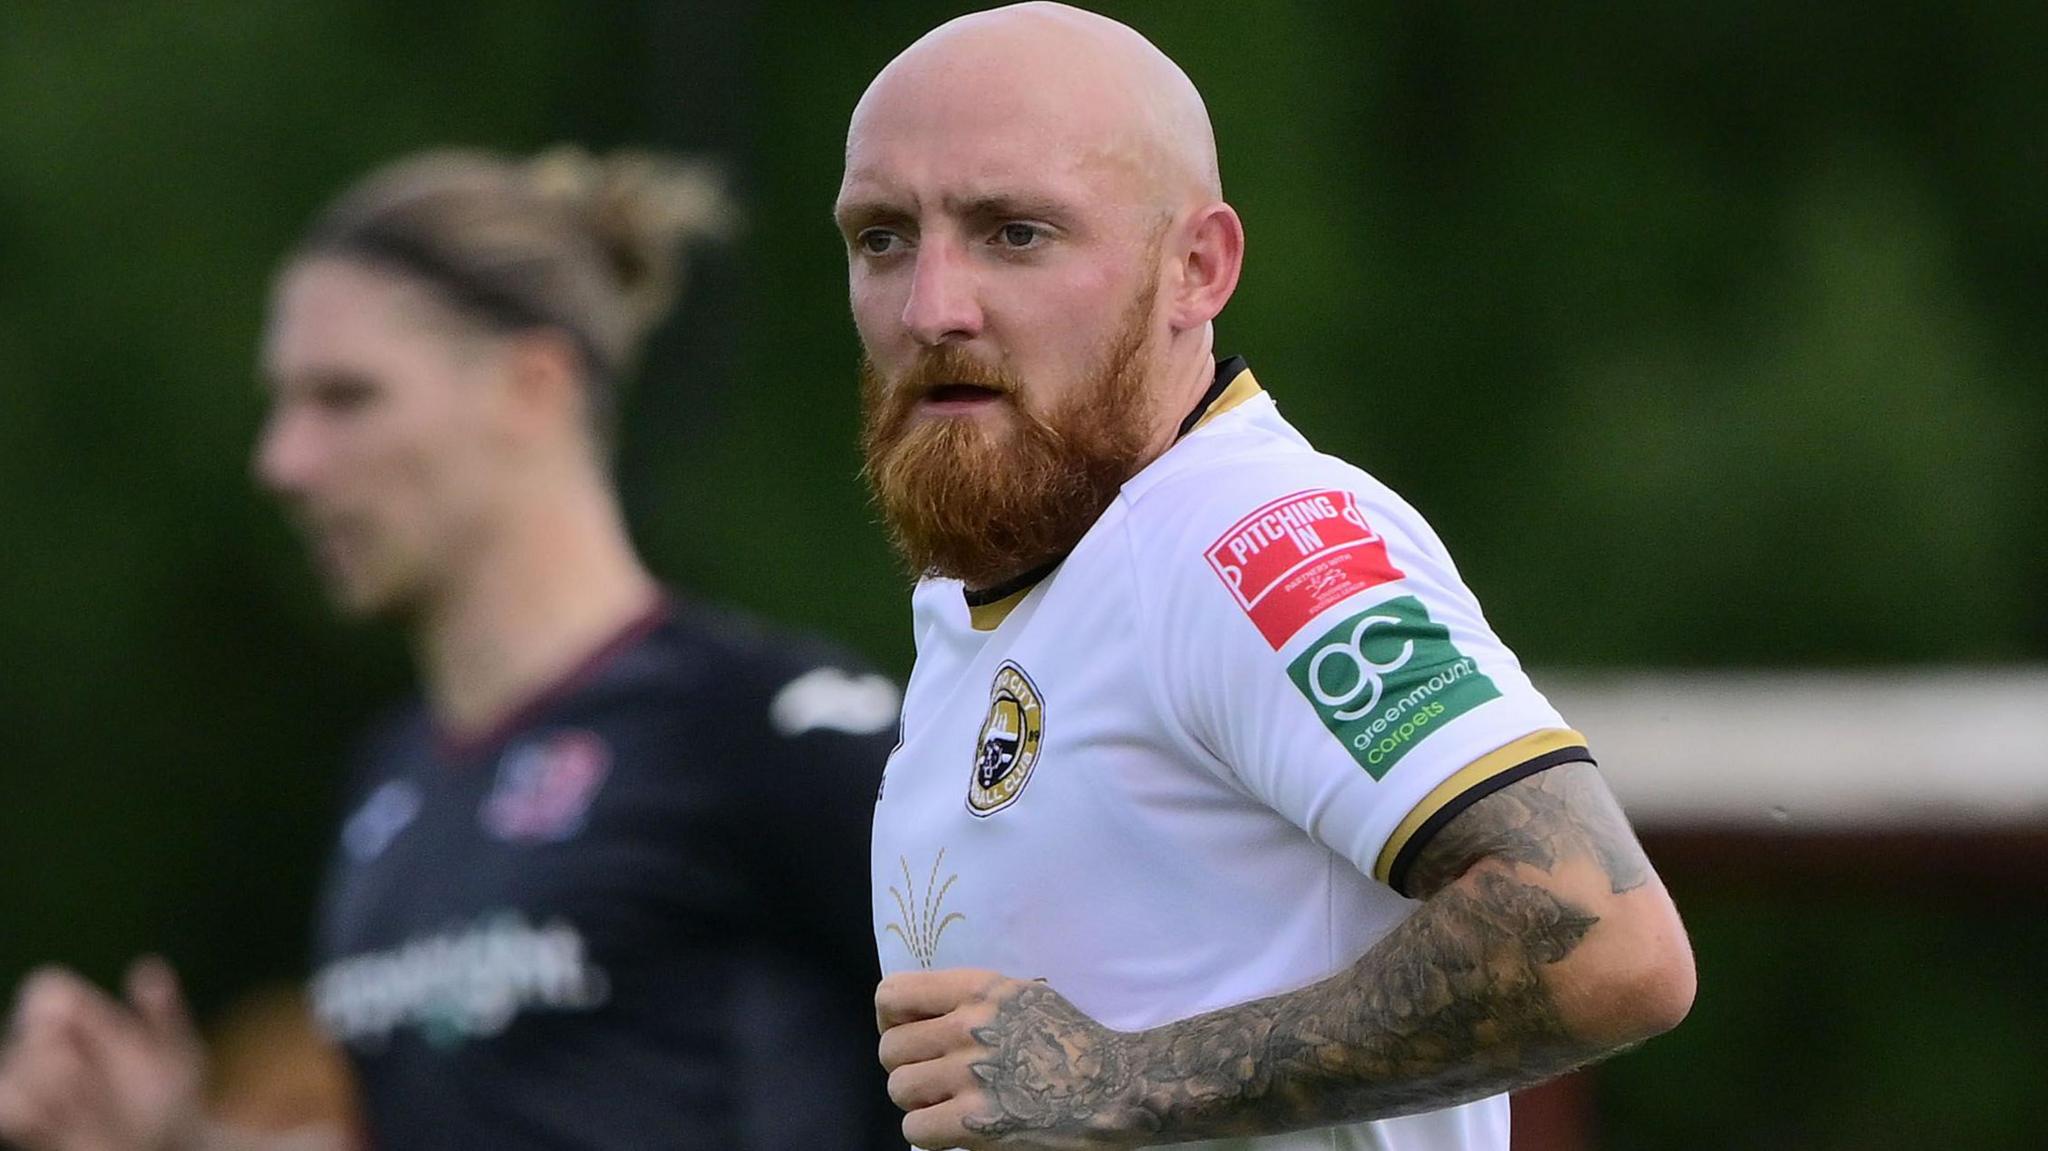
[901,241,983,347]
[253,408,319,498]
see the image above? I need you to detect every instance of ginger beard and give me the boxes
[860,277,1160,591]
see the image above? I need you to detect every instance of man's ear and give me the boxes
[500,329,590,444]
[1167,202,1244,333]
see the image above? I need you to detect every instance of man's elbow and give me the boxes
[1611,931,1696,1042]
[1567,894,1697,1047]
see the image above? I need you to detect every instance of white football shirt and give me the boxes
[872,359,1589,1151]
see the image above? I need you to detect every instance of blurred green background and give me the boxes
[2,2,2042,1147]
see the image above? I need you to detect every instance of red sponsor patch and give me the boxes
[1206,489,1405,648]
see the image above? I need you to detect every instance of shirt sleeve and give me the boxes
[1131,461,1590,897]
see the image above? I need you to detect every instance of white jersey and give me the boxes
[872,359,1588,1151]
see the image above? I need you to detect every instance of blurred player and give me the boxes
[0,147,904,1150]
[841,5,1696,1149]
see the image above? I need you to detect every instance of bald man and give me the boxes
[842,5,1693,1150]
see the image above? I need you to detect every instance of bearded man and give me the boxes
[839,5,1696,1150]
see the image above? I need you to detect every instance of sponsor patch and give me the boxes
[481,730,611,844]
[1207,488,1405,648]
[968,662,1043,816]
[1287,595,1501,779]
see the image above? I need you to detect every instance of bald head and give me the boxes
[838,2,1245,513]
[849,2,1220,210]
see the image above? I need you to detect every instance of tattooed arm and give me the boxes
[876,761,1694,1149]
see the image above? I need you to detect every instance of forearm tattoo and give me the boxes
[961,761,1657,1143]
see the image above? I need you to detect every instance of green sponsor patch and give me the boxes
[1286,595,1501,779]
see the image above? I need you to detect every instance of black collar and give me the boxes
[1176,354,1250,439]
[961,555,1066,607]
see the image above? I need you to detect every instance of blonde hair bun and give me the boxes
[526,145,738,344]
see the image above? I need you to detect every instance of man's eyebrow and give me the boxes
[833,198,914,234]
[944,193,1070,223]
[260,367,379,397]
[832,191,1075,237]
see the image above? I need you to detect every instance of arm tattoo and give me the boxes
[960,761,1658,1143]
[964,985,1140,1142]
[1404,759,1651,899]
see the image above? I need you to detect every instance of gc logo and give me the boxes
[1305,611,1415,721]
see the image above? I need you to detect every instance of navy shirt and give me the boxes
[311,598,903,1150]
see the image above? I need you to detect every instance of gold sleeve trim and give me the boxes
[1188,369,1264,433]
[1371,728,1590,884]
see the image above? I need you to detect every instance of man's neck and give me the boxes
[411,479,658,740]
[1141,329,1221,466]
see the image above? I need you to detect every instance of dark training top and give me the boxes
[312,597,904,1150]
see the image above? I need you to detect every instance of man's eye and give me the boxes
[858,230,902,256]
[314,382,377,414]
[996,223,1042,249]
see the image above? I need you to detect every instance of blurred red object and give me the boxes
[1512,1071,1594,1151]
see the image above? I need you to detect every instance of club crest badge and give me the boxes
[481,730,611,844]
[968,661,1043,816]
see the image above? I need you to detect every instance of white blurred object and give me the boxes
[1544,668,2048,831]
[770,667,902,737]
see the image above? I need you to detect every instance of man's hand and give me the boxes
[0,958,207,1151]
[877,969,1143,1151]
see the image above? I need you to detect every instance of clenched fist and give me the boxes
[0,958,206,1151]
[876,969,1150,1151]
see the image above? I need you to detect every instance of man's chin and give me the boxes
[319,570,411,622]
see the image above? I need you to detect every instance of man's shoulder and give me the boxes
[655,596,860,673]
[649,596,900,742]
[1119,426,1405,563]
[343,699,432,786]
[1112,431,1437,650]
